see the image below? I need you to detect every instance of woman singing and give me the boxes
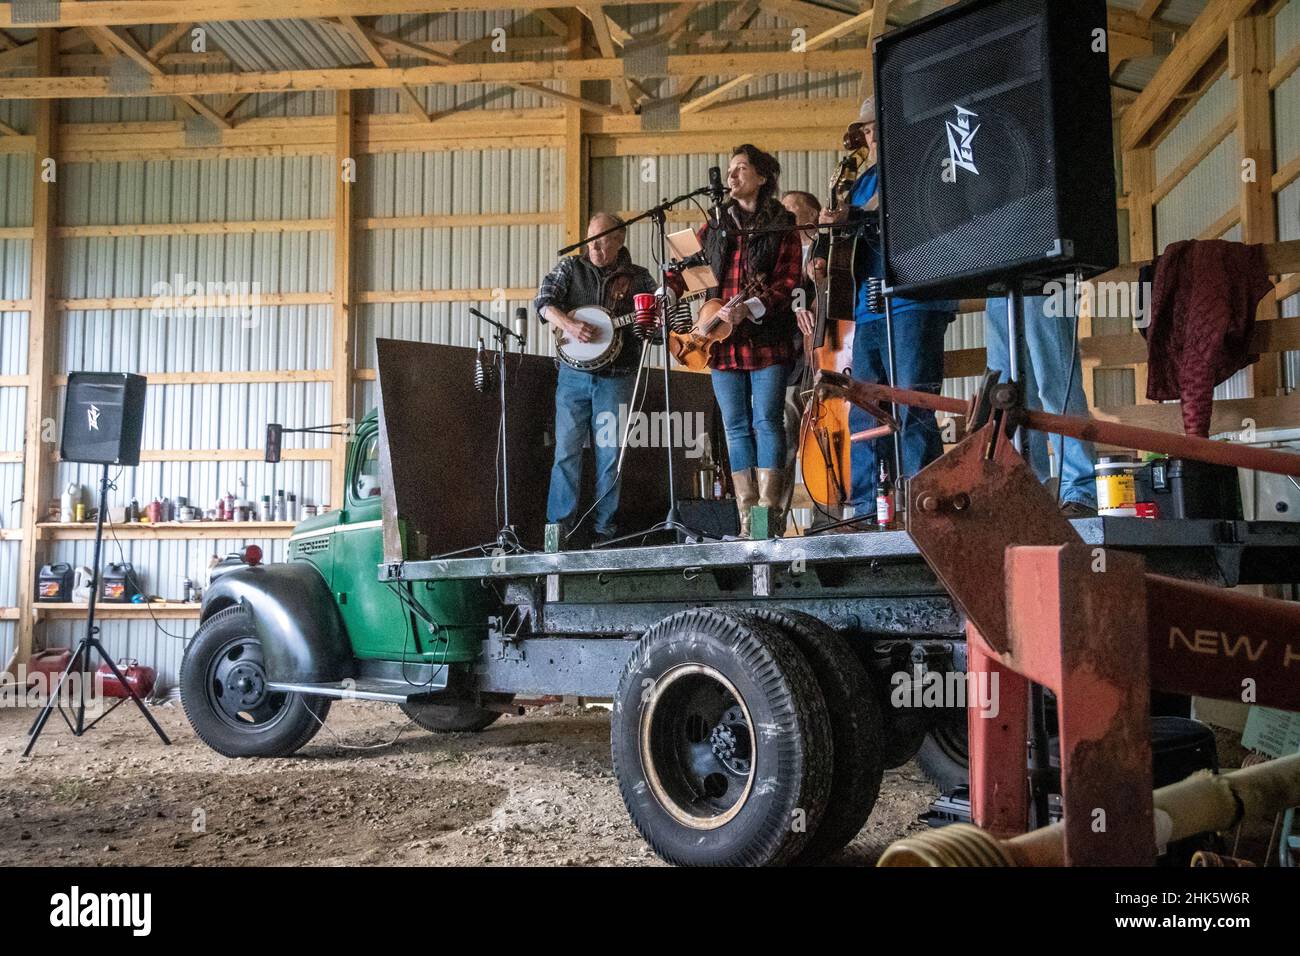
[696,144,804,537]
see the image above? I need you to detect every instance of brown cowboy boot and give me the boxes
[756,467,786,538]
[731,468,757,538]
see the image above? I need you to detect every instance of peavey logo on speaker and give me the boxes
[944,105,981,177]
[86,403,101,432]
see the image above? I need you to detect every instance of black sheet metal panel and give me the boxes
[373,338,722,562]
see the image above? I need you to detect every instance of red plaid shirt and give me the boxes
[695,217,804,371]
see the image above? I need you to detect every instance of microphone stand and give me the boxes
[562,190,719,547]
[434,307,527,559]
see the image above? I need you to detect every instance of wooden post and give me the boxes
[330,89,354,510]
[1232,14,1280,399]
[563,10,587,246]
[14,30,59,668]
[1124,147,1155,406]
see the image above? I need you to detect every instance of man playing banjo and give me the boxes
[535,212,657,546]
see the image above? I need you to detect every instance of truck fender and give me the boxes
[201,563,354,684]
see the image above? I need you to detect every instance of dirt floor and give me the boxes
[0,698,938,867]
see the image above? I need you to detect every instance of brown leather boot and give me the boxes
[731,468,757,538]
[756,467,786,538]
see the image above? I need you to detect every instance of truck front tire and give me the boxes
[611,608,832,867]
[181,605,331,758]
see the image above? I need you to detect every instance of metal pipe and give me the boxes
[879,752,1300,867]
[815,371,1300,478]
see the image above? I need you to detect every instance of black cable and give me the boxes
[1055,287,1083,507]
[97,470,188,642]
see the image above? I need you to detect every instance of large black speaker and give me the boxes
[874,0,1118,300]
[61,372,147,466]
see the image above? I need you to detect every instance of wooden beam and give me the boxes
[146,21,194,60]
[334,16,431,122]
[682,10,874,114]
[1150,112,1235,205]
[584,5,634,112]
[1121,0,1256,149]
[87,25,231,129]
[1094,392,1300,436]
[0,1,672,29]
[1232,13,1280,398]
[1082,314,1300,369]
[564,10,586,247]
[15,30,59,669]
[861,0,891,98]
[0,49,873,99]
[1136,0,1167,20]
[331,89,354,510]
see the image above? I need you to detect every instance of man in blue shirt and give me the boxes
[808,97,957,519]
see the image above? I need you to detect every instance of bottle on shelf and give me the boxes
[287,492,298,522]
[876,459,896,530]
[224,491,236,521]
[259,495,272,522]
[60,483,78,523]
[127,497,140,523]
[274,490,287,521]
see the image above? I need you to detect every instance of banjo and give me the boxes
[550,305,639,372]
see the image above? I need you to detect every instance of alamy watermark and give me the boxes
[890,665,1000,718]
[1,666,108,718]
[594,403,707,458]
[150,273,261,326]
[1042,273,1153,329]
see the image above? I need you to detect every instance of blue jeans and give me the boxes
[849,311,950,509]
[711,363,792,472]
[547,365,637,536]
[985,295,1097,508]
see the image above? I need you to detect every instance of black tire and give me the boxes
[180,605,332,758]
[399,698,507,733]
[917,717,969,792]
[611,608,832,867]
[881,712,929,769]
[741,608,885,863]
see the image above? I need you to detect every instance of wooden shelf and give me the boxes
[38,521,298,540]
[36,602,200,619]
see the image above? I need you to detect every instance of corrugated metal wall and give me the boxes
[0,146,31,668]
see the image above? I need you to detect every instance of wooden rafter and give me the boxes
[87,25,232,128]
[676,0,763,103]
[0,48,872,100]
[682,9,874,114]
[583,5,634,111]
[332,15,432,121]
[146,21,193,59]
[0,1,679,29]
[1122,0,1255,149]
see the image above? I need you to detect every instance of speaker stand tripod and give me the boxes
[24,464,172,756]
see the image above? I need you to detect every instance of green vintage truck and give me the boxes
[180,341,1299,866]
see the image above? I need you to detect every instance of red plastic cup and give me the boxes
[634,292,657,324]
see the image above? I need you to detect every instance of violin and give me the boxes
[667,275,766,371]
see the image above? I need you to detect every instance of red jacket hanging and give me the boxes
[1142,239,1274,437]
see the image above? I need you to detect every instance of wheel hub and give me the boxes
[639,664,757,830]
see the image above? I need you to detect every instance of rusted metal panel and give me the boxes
[966,624,1030,839]
[906,422,1078,653]
[1005,545,1156,866]
[1145,573,1300,711]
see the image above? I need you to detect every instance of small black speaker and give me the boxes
[61,372,147,466]
[874,0,1118,300]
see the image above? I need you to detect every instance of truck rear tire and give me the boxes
[917,717,969,792]
[740,608,885,863]
[611,608,832,867]
[400,698,507,733]
[181,605,332,758]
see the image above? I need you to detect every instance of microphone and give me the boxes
[513,307,528,352]
[474,338,496,393]
[708,165,725,207]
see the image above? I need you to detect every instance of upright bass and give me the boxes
[798,146,871,511]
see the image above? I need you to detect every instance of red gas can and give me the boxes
[96,659,156,699]
[26,648,73,686]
